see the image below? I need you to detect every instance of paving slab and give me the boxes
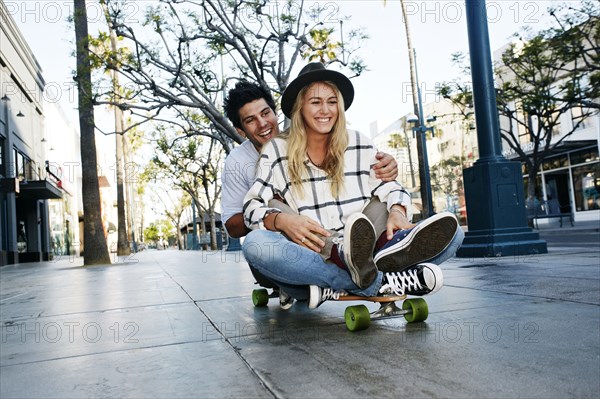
[0,340,271,398]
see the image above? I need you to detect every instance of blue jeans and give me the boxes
[242,230,383,298]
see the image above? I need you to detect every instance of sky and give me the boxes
[9,0,562,138]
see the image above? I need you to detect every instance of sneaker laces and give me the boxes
[321,288,347,301]
[380,269,423,296]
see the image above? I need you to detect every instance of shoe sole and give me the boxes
[344,214,378,289]
[308,285,321,309]
[279,290,294,310]
[374,212,458,272]
[421,263,444,295]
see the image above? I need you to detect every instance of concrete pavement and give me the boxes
[1,228,599,398]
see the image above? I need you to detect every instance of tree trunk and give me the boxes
[176,216,182,250]
[115,130,130,256]
[102,0,130,256]
[210,212,217,250]
[123,135,136,251]
[527,168,538,204]
[74,0,111,265]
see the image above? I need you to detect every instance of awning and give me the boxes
[18,180,63,199]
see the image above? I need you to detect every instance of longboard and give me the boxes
[251,288,428,332]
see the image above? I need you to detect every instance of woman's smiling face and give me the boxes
[301,82,339,137]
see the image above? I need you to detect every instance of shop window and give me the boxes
[17,220,27,253]
[542,155,568,171]
[15,149,24,180]
[522,174,543,200]
[13,149,34,181]
[570,147,599,166]
[572,162,600,212]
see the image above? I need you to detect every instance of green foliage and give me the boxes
[388,133,408,150]
[302,28,340,63]
[430,156,463,198]
[144,223,160,243]
[144,219,175,244]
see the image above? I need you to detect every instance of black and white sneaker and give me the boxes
[337,213,378,289]
[308,286,348,309]
[279,289,294,310]
[379,263,443,296]
[374,212,458,272]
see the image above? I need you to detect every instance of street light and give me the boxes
[406,49,436,218]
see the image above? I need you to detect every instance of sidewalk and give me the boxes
[1,233,598,398]
[532,218,600,234]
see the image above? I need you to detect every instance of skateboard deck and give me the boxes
[251,288,428,332]
[332,294,405,302]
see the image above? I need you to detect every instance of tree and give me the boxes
[152,190,191,250]
[386,117,416,188]
[91,0,367,150]
[99,0,130,257]
[143,223,159,244]
[73,0,111,265]
[430,156,463,210]
[546,1,599,109]
[146,124,224,250]
[439,2,599,203]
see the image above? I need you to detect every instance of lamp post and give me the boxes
[407,49,435,218]
[456,0,547,257]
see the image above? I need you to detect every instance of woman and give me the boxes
[242,62,460,305]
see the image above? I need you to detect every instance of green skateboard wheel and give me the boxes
[252,289,269,307]
[344,305,371,331]
[402,298,428,323]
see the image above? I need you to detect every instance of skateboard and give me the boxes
[251,288,428,332]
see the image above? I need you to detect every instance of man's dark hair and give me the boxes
[223,81,277,129]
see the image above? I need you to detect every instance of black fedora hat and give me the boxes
[281,62,354,118]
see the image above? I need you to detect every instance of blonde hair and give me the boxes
[284,81,348,199]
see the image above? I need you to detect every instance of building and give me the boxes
[0,2,79,265]
[371,98,477,221]
[494,39,600,225]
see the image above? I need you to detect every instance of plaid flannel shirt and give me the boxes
[243,130,412,232]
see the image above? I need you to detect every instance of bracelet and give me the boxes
[272,212,281,231]
[390,206,407,218]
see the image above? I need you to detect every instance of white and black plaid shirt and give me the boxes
[243,131,412,232]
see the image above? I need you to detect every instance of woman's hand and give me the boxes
[274,213,331,253]
[386,206,415,240]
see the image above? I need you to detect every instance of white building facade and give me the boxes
[0,2,81,265]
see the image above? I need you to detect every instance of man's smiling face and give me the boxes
[236,98,279,150]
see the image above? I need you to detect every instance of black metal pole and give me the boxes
[457,0,547,258]
[413,49,434,217]
[465,0,504,162]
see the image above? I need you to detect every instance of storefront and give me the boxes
[523,144,599,223]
